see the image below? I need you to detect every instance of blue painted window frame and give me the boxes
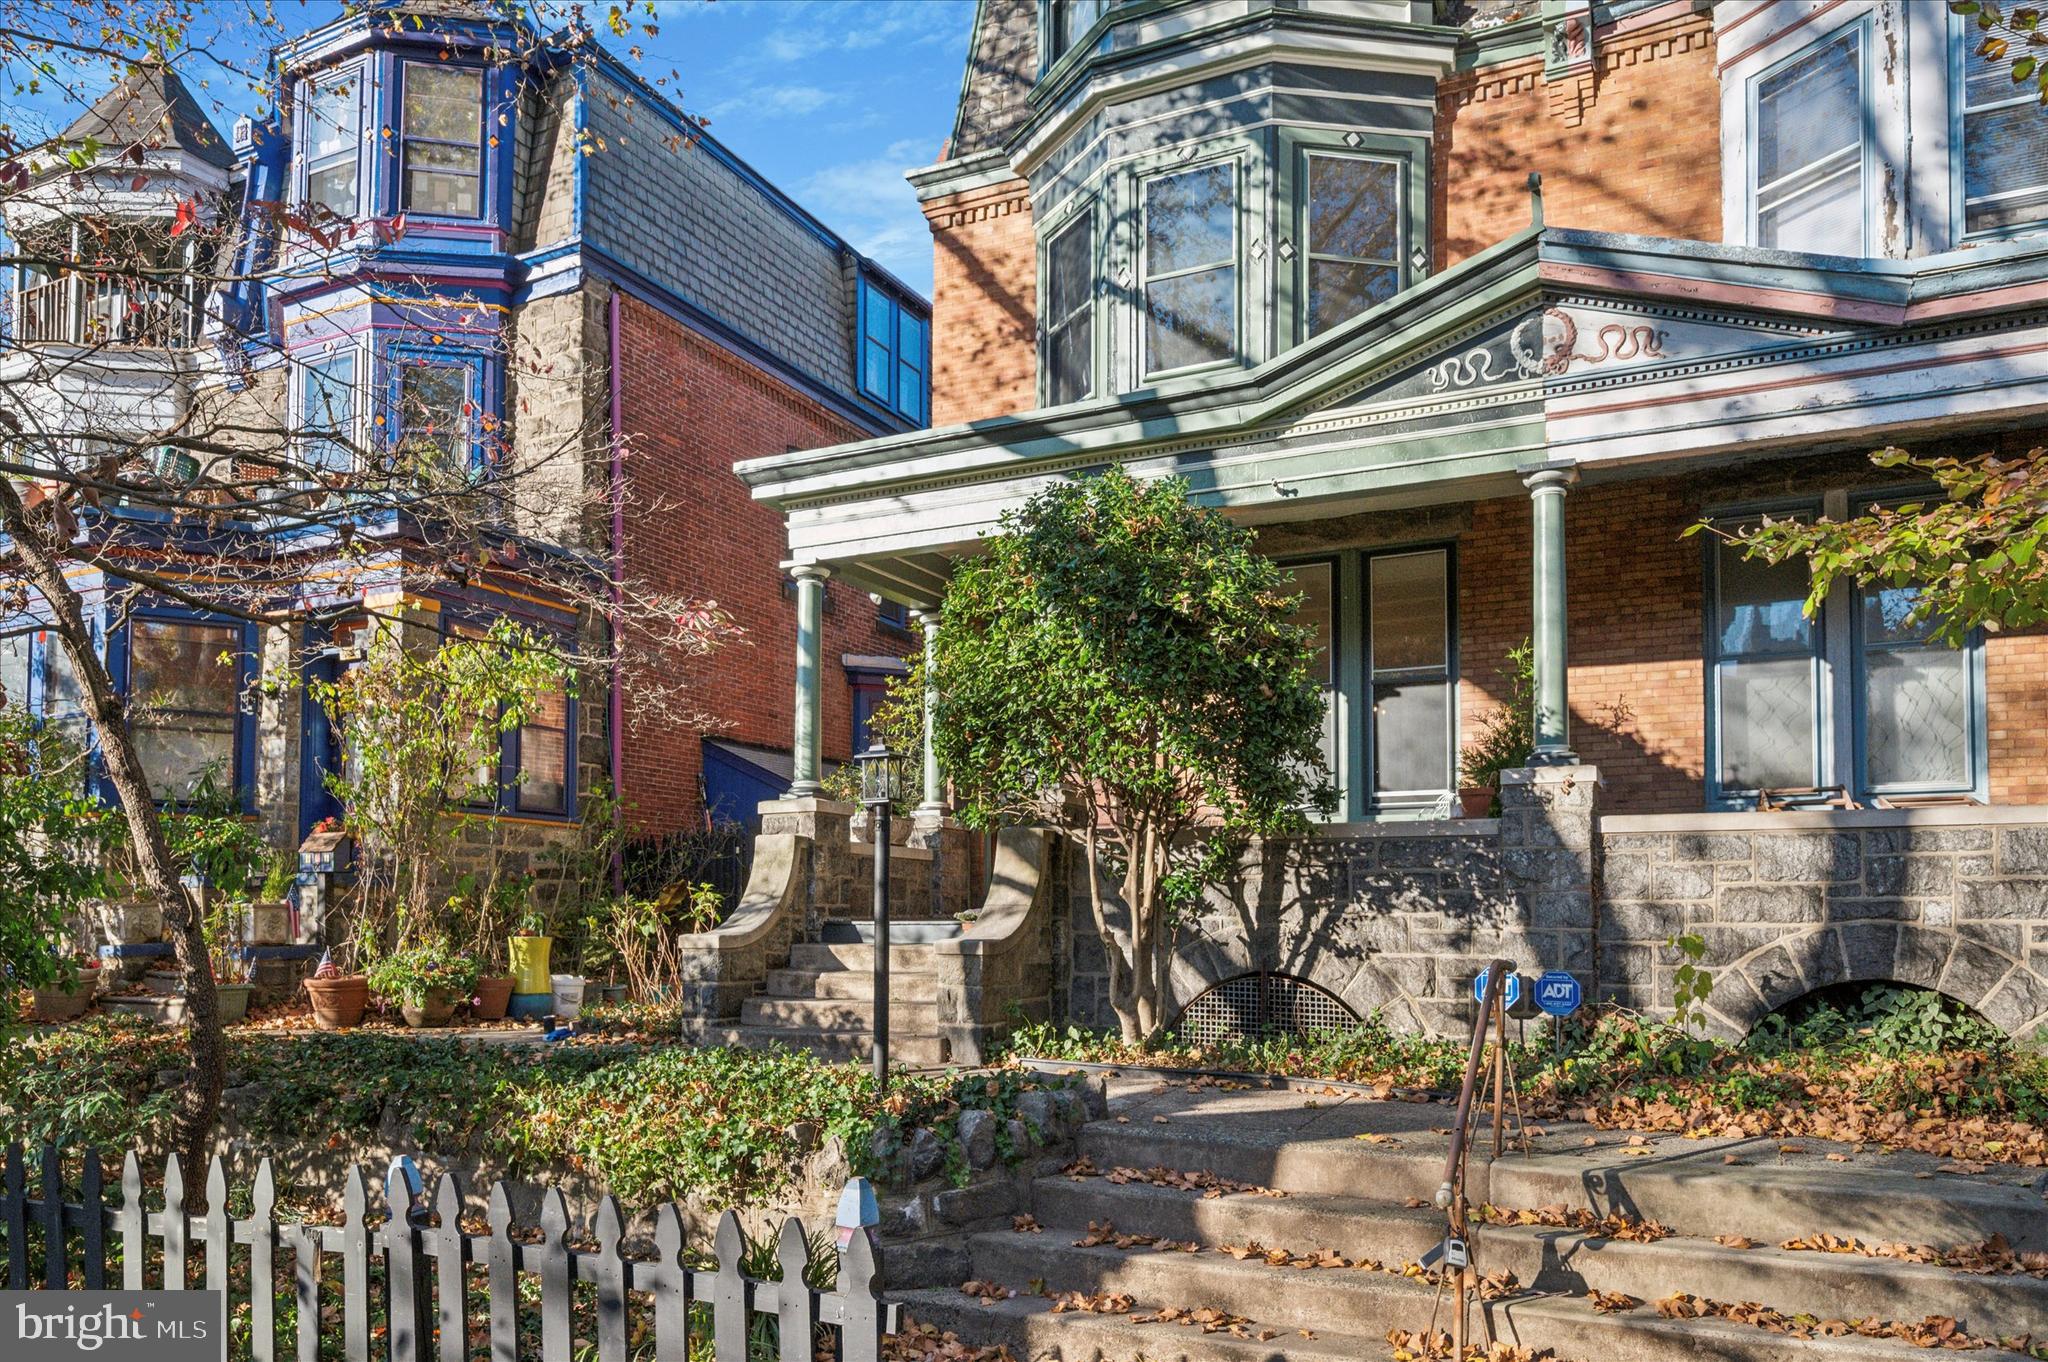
[1949,9,2048,242]
[106,607,260,811]
[1745,15,1875,256]
[855,275,929,425]
[442,619,579,821]
[396,59,488,221]
[384,343,494,473]
[295,344,361,475]
[295,61,368,220]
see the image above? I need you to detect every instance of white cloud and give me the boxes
[798,138,937,292]
[707,83,839,119]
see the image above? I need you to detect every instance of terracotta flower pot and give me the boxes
[305,975,369,1030]
[1459,786,1496,819]
[401,986,461,1029]
[470,975,515,1021]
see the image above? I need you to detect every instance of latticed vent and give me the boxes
[1172,972,1361,1047]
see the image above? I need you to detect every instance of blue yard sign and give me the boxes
[1536,971,1582,1017]
[1471,966,1521,1011]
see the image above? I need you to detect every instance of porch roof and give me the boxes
[735,227,2048,605]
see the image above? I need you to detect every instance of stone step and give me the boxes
[788,941,936,974]
[932,1236,2037,1362]
[701,1025,949,1067]
[738,996,937,1033]
[1028,1175,2048,1339]
[895,1288,1388,1362]
[1077,1120,2048,1253]
[763,967,932,1001]
[824,919,964,946]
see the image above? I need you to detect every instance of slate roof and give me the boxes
[60,62,235,170]
[946,0,1039,159]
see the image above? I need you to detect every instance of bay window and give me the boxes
[1142,160,1238,375]
[1751,25,1866,255]
[297,349,357,475]
[1304,154,1402,336]
[301,70,361,218]
[1042,214,1095,406]
[394,356,475,474]
[401,63,483,217]
[126,617,246,799]
[1956,20,2048,237]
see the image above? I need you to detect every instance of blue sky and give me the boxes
[13,0,976,297]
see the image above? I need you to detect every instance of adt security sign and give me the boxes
[1536,971,1582,1017]
[1471,966,1520,1011]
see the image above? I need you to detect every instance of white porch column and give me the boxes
[786,562,830,796]
[1524,465,1578,764]
[912,607,946,814]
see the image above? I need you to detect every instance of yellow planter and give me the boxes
[507,936,553,995]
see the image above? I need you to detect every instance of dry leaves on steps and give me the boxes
[1587,1290,1640,1314]
[957,1280,1014,1305]
[1060,1157,1287,1198]
[1045,1290,1134,1315]
[1008,1214,1040,1234]
[885,1319,1017,1362]
[1130,1304,1275,1340]
[1476,1203,1670,1243]
[1653,1293,2005,1349]
[1386,1328,1576,1361]
[1779,1230,2048,1279]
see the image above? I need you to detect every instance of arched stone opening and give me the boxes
[1741,978,1995,1048]
[1168,971,1362,1046]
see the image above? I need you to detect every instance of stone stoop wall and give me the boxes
[1600,809,2048,1041]
[1058,767,1601,1040]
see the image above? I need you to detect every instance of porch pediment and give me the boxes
[736,227,2048,601]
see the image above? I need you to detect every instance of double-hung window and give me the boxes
[1956,20,2048,237]
[394,357,475,475]
[1141,160,1238,376]
[857,278,929,424]
[1282,561,1337,792]
[1368,549,1453,812]
[297,349,357,476]
[301,71,362,218]
[401,64,483,217]
[126,617,245,799]
[1751,25,1866,255]
[1303,153,1402,336]
[514,678,570,814]
[1705,503,1984,805]
[1042,215,1094,405]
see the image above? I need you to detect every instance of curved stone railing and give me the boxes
[930,827,1062,1065]
[676,833,810,1022]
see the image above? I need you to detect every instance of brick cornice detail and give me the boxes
[923,177,1032,232]
[1439,8,1713,112]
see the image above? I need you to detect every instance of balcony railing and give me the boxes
[9,273,201,349]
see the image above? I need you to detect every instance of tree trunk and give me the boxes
[0,482,225,1177]
[1082,822,1142,1044]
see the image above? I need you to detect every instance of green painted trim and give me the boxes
[1452,13,1547,73]
[1274,124,1431,352]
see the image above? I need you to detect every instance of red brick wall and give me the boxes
[615,293,909,835]
[924,178,1036,427]
[1434,7,1721,267]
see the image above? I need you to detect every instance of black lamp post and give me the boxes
[855,740,904,1086]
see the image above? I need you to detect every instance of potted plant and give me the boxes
[1458,639,1536,819]
[367,938,481,1028]
[508,908,552,997]
[245,848,299,946]
[204,898,255,1025]
[452,872,524,1021]
[304,952,369,1030]
[30,951,101,1022]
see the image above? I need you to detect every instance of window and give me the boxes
[1705,503,1984,805]
[1049,0,1107,62]
[0,632,30,714]
[1707,531,1822,795]
[1304,154,1402,336]
[1043,214,1095,405]
[877,598,911,633]
[515,680,569,814]
[1282,561,1337,791]
[401,63,483,217]
[1368,549,1452,810]
[1957,20,2048,237]
[857,278,928,425]
[1142,161,1237,375]
[394,357,474,474]
[296,349,357,475]
[1752,26,1865,255]
[127,618,244,799]
[301,71,361,217]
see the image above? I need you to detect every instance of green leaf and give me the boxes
[2015,55,2037,81]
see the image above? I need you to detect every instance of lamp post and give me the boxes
[855,741,903,1087]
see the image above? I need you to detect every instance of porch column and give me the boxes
[912,607,946,814]
[786,562,829,796]
[1524,465,1578,764]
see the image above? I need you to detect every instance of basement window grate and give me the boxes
[1171,972,1361,1047]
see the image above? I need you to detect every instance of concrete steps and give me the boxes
[899,1107,2045,1362]
[709,921,959,1067]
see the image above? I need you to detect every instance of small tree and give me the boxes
[928,467,1334,1042]
[0,709,122,1018]
[1693,447,2048,645]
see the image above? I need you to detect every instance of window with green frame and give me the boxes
[1303,153,1403,336]
[1141,159,1238,375]
[1704,503,1983,805]
[1042,213,1095,405]
[857,277,928,424]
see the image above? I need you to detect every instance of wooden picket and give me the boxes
[0,1143,899,1362]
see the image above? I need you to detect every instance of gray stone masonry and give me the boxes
[1601,807,2048,1041]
